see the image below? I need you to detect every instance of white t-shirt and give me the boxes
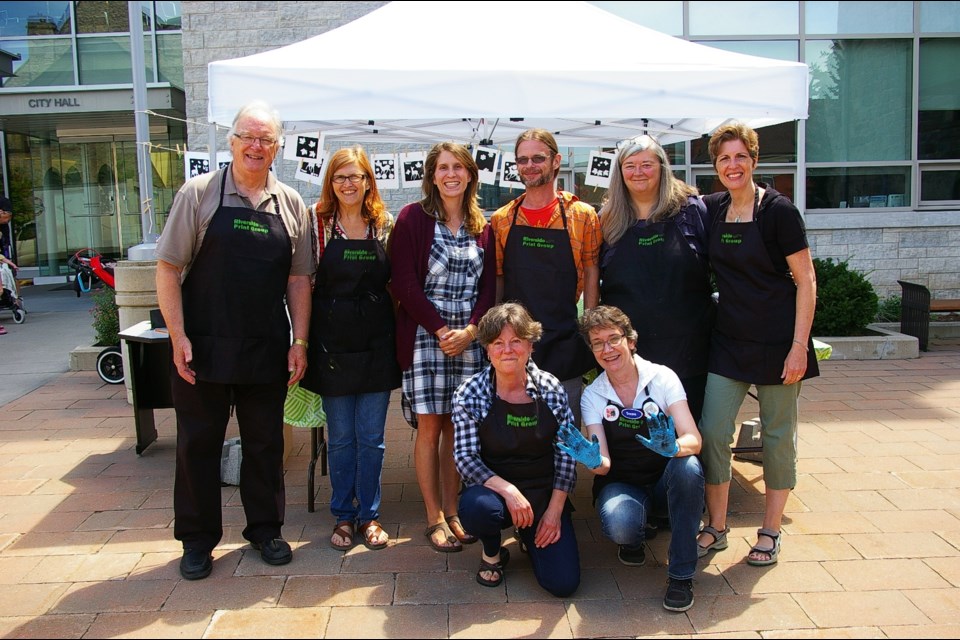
[581,353,687,423]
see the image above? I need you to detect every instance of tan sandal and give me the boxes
[358,519,389,550]
[424,522,462,553]
[330,521,354,550]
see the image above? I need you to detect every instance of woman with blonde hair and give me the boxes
[302,145,400,552]
[389,142,497,552]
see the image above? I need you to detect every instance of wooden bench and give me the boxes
[898,280,960,351]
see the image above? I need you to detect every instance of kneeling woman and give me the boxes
[560,305,704,612]
[452,303,580,597]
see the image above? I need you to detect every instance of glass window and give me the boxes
[920,1,960,32]
[920,168,960,202]
[806,166,911,209]
[695,171,795,201]
[689,1,798,36]
[75,0,132,34]
[919,39,960,161]
[1,38,75,87]
[157,33,182,88]
[154,1,181,30]
[590,1,682,35]
[806,1,913,34]
[0,1,72,36]
[691,122,797,165]
[806,39,912,162]
[78,35,153,85]
[697,39,799,61]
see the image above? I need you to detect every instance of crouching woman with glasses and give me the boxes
[557,305,704,612]
[452,302,580,597]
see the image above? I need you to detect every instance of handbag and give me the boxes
[283,381,327,428]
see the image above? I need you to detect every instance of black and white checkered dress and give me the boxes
[402,221,486,415]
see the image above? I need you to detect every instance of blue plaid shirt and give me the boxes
[452,360,577,494]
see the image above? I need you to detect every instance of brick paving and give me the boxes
[0,339,958,638]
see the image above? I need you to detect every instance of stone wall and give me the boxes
[808,226,960,300]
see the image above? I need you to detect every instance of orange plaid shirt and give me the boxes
[490,191,601,302]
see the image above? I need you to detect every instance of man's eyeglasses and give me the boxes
[331,174,366,184]
[233,133,277,147]
[589,334,626,352]
[515,154,551,166]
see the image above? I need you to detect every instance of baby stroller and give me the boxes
[0,261,25,325]
[67,248,123,385]
[67,248,116,296]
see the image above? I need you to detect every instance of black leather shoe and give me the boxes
[252,538,292,566]
[179,549,212,580]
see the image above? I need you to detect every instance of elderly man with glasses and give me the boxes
[156,101,314,580]
[489,129,601,427]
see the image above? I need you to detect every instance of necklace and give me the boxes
[730,186,759,223]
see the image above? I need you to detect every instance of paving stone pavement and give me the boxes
[0,338,958,638]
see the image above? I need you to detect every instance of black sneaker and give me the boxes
[251,538,293,566]
[617,544,646,566]
[179,548,212,580]
[663,577,694,612]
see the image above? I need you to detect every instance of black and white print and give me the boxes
[474,146,499,185]
[283,131,324,161]
[584,151,616,188]
[498,152,525,189]
[295,152,328,185]
[372,153,400,189]
[400,151,426,189]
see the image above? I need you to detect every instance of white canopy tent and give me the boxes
[207,1,809,147]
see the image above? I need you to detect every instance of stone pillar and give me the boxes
[114,259,158,403]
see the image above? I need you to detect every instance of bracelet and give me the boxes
[466,325,477,339]
[792,339,808,352]
[293,338,309,348]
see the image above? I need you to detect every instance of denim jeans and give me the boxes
[596,455,704,580]
[459,484,581,598]
[322,391,390,524]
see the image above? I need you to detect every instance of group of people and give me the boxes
[156,101,818,614]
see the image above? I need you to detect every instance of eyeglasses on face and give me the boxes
[515,154,551,166]
[233,133,277,147]
[621,161,659,173]
[331,174,366,185]
[589,333,626,352]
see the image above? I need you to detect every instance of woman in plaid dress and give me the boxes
[389,142,497,552]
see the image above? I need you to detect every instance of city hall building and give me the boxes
[1,1,958,297]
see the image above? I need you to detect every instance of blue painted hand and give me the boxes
[556,423,602,469]
[635,412,680,458]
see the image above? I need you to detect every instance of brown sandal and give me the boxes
[445,515,478,545]
[330,521,355,550]
[358,519,389,550]
[424,522,462,553]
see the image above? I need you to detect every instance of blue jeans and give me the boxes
[322,391,390,524]
[459,484,580,598]
[596,455,704,580]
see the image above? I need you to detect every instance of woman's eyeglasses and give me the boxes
[589,334,626,352]
[332,174,366,184]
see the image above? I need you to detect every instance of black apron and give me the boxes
[591,387,668,500]
[709,204,819,384]
[301,215,400,396]
[181,168,291,384]
[600,218,714,379]
[502,195,593,381]
[479,376,559,520]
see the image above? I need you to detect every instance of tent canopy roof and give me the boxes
[207,1,809,147]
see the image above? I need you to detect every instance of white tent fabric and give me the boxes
[207,1,809,147]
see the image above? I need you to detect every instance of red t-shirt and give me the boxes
[520,198,559,227]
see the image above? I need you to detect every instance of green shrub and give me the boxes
[90,287,119,346]
[875,295,902,323]
[812,258,879,336]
